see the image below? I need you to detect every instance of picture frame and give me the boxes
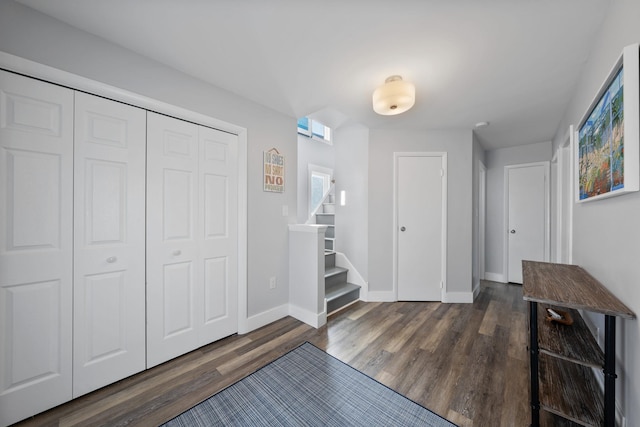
[264,148,285,193]
[575,43,640,202]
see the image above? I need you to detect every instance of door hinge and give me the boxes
[440,281,443,289]
[440,169,444,177]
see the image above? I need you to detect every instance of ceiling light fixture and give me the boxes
[474,121,490,129]
[372,75,415,115]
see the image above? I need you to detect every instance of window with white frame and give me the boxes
[308,164,333,217]
[298,117,332,144]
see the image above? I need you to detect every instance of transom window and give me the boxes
[298,117,332,144]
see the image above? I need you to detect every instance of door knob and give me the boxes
[106,256,117,263]
[173,250,182,256]
[510,229,516,234]
[400,226,406,232]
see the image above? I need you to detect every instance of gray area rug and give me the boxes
[162,342,457,426]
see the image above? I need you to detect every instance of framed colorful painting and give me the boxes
[575,43,639,202]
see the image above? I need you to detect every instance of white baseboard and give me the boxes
[484,272,506,283]
[289,304,326,329]
[242,304,289,333]
[472,281,481,300]
[443,291,474,303]
[365,290,396,302]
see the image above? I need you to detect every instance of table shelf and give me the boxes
[539,354,603,426]
[523,261,635,427]
[536,304,603,368]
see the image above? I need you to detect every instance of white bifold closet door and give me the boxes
[146,112,238,368]
[0,71,74,426]
[72,92,146,397]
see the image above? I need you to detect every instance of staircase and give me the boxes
[324,252,360,314]
[314,194,360,314]
[315,193,335,252]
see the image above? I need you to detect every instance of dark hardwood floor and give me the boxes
[15,281,531,427]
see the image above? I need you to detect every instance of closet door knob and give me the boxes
[173,250,182,256]
[107,256,117,263]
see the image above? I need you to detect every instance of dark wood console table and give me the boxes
[522,261,635,426]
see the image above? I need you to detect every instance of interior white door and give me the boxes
[507,163,548,283]
[396,154,445,301]
[199,126,238,345]
[73,92,146,397]
[0,71,74,426]
[147,112,200,367]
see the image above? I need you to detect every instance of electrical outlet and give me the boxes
[269,276,277,289]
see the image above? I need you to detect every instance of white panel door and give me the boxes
[199,126,238,344]
[147,112,200,368]
[396,155,445,301]
[73,92,146,397]
[507,163,548,284]
[0,71,74,426]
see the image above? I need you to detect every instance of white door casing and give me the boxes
[558,129,574,264]
[146,112,238,368]
[0,70,74,426]
[395,153,447,301]
[73,92,146,397]
[505,162,550,283]
[479,161,487,282]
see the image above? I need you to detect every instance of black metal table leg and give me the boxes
[529,301,540,427]
[603,315,616,426]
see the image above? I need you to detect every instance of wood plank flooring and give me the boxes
[15,281,531,427]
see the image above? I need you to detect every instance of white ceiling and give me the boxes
[17,0,610,150]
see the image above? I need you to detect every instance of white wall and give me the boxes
[551,0,640,421]
[368,129,473,296]
[296,134,335,224]
[484,141,552,281]
[334,124,369,282]
[472,134,486,293]
[0,1,296,321]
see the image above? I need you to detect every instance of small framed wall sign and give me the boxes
[575,43,639,202]
[264,148,285,193]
